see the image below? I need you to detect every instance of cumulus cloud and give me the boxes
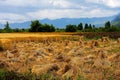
[86,0,120,8]
[0,0,40,7]
[1,8,116,23]
[0,13,29,23]
[27,8,118,19]
[0,0,77,8]
[103,0,120,8]
[49,0,73,8]
[0,0,119,23]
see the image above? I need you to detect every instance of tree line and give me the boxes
[29,20,55,32]
[0,20,120,33]
[65,21,120,32]
[0,20,55,33]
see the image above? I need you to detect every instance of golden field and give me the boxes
[0,32,120,80]
[0,32,73,39]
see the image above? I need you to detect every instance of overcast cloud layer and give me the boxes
[0,0,120,23]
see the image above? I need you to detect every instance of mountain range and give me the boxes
[0,13,120,29]
[112,13,120,26]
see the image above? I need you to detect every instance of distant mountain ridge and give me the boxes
[0,16,116,29]
[112,13,120,26]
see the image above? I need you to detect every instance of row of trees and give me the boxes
[65,23,95,32]
[65,21,120,32]
[0,20,120,33]
[0,20,55,33]
[29,20,55,32]
[0,22,28,33]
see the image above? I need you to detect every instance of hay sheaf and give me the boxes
[91,40,100,48]
[0,39,14,51]
[0,35,120,79]
[101,37,110,42]
[117,38,120,43]
[0,60,9,68]
[108,53,120,61]
[32,63,59,75]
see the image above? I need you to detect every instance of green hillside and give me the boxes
[112,13,120,26]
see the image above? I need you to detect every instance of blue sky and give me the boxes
[0,0,120,23]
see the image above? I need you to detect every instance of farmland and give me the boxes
[0,32,120,80]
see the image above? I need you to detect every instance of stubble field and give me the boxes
[0,32,120,80]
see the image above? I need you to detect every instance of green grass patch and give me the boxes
[109,47,120,53]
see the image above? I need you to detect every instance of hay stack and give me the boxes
[91,40,100,48]
[117,38,120,43]
[93,50,111,69]
[108,53,120,61]
[114,70,120,76]
[6,50,14,58]
[0,61,9,68]
[57,63,71,76]
[101,37,110,42]
[32,63,59,75]
[0,39,13,51]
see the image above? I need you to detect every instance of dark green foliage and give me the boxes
[112,13,120,26]
[0,69,61,80]
[112,21,120,27]
[109,75,114,80]
[83,23,93,32]
[29,20,42,32]
[77,23,83,30]
[50,24,55,32]
[29,20,55,32]
[0,22,28,33]
[107,26,120,32]
[0,69,21,80]
[77,75,86,80]
[13,28,20,32]
[0,20,120,33]
[4,22,10,30]
[3,22,12,33]
[93,25,95,29]
[89,24,92,29]
[65,24,77,32]
[12,28,28,32]
[0,69,37,80]
[0,29,2,33]
[41,24,55,32]
[56,28,65,32]
[84,23,89,29]
[105,21,111,29]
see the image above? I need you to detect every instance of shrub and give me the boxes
[65,24,77,32]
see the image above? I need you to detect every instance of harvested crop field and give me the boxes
[0,32,120,80]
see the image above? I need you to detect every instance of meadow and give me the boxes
[0,32,120,80]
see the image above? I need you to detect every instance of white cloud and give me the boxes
[50,0,68,8]
[49,0,75,8]
[89,8,117,16]
[0,0,76,8]
[27,9,118,19]
[103,0,120,8]
[0,8,118,23]
[0,0,46,7]
[0,13,28,23]
[85,0,120,8]
[0,0,119,23]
